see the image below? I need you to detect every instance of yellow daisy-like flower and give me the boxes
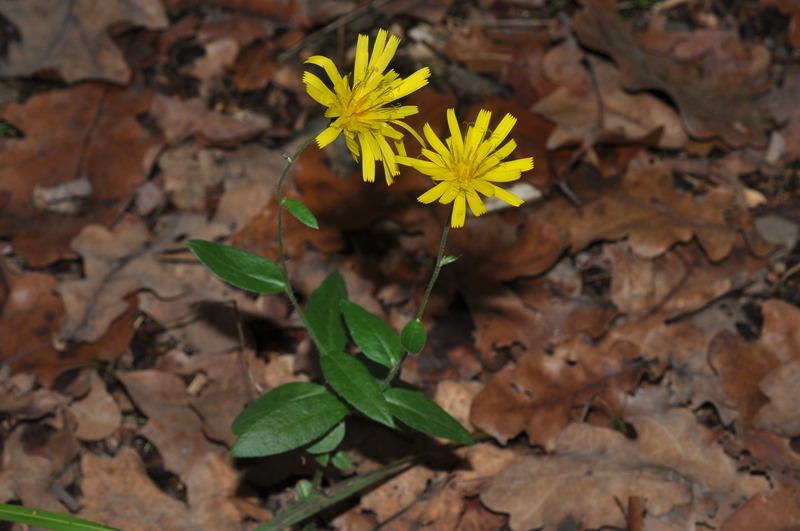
[303,29,430,185]
[397,108,534,228]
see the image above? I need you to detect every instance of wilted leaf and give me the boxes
[754,360,800,437]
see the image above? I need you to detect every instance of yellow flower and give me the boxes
[397,108,533,228]
[303,29,429,185]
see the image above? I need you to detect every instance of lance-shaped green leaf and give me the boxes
[340,301,401,368]
[187,240,286,294]
[384,387,474,445]
[231,382,349,457]
[321,351,394,428]
[305,270,347,355]
[283,198,319,229]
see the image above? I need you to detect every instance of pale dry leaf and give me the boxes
[55,213,228,344]
[116,369,228,479]
[67,371,121,442]
[573,0,773,147]
[0,0,168,83]
[534,53,687,150]
[753,360,800,437]
[481,409,740,531]
[569,153,739,261]
[79,447,195,530]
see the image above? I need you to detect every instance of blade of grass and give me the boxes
[257,454,418,530]
[0,503,119,531]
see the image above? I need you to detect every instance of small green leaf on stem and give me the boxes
[400,319,426,355]
[321,351,395,428]
[384,387,474,445]
[283,198,319,229]
[340,300,402,368]
[331,450,352,471]
[187,240,287,294]
[231,382,349,457]
[440,255,460,266]
[295,479,313,500]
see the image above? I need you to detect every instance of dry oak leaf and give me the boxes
[573,0,772,147]
[0,82,163,267]
[66,370,121,442]
[55,216,182,343]
[116,369,229,479]
[568,152,739,261]
[721,487,800,530]
[470,335,646,451]
[56,213,228,344]
[79,447,241,530]
[481,409,741,531]
[0,0,167,83]
[708,298,800,429]
[753,359,800,437]
[534,51,687,150]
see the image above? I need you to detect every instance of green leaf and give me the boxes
[384,388,474,445]
[340,301,401,369]
[321,352,394,428]
[400,320,426,355]
[306,421,345,455]
[283,198,319,229]
[305,271,348,356]
[187,240,287,294]
[331,450,352,471]
[231,382,349,457]
[440,255,460,266]
[295,479,313,500]
[0,503,119,531]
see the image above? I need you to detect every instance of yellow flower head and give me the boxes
[303,29,430,185]
[398,108,534,228]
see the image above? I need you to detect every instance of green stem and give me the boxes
[382,222,451,389]
[276,134,325,353]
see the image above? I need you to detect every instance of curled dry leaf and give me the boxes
[481,410,742,531]
[0,0,167,83]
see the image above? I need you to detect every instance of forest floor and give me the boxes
[1,0,800,529]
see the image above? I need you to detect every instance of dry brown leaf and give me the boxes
[116,369,228,478]
[151,94,271,147]
[79,447,199,530]
[67,371,121,442]
[609,241,687,317]
[470,336,645,450]
[573,0,773,147]
[721,488,800,530]
[481,409,742,531]
[753,360,800,437]
[568,153,740,261]
[0,0,167,83]
[708,299,800,429]
[56,213,228,344]
[0,83,163,267]
[534,50,687,150]
[0,412,80,510]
